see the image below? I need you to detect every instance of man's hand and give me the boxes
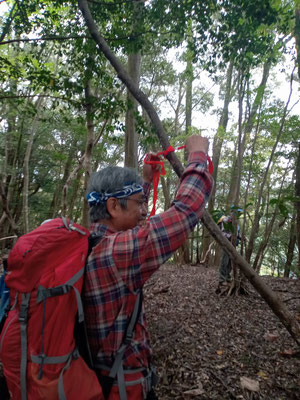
[144,162,162,184]
[186,135,209,154]
[143,163,154,184]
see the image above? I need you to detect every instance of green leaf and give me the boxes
[32,59,40,69]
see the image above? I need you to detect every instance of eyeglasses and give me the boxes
[126,198,148,210]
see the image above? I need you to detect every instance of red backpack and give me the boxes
[0,217,103,400]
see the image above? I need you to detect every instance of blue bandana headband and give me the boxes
[87,183,143,207]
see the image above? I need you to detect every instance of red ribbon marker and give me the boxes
[144,153,166,219]
[144,145,214,219]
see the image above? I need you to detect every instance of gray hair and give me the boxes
[87,166,143,223]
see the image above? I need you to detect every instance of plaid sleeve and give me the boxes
[111,151,214,291]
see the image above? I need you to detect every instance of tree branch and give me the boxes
[0,35,91,46]
[0,28,178,46]
[0,2,18,43]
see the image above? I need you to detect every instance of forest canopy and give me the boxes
[0,0,299,279]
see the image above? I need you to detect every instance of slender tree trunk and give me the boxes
[227,70,246,208]
[203,60,234,262]
[49,141,77,218]
[208,59,234,210]
[253,212,278,273]
[240,104,261,257]
[284,213,296,278]
[0,181,19,236]
[228,71,246,293]
[67,168,84,220]
[253,165,289,271]
[179,39,194,264]
[295,143,300,270]
[160,176,171,211]
[62,117,109,217]
[22,97,43,233]
[79,0,300,346]
[294,0,300,79]
[82,81,95,227]
[124,0,143,168]
[124,52,141,168]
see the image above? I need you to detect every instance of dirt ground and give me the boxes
[144,264,300,400]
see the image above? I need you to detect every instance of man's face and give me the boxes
[115,192,148,230]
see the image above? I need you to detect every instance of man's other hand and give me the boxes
[186,135,209,155]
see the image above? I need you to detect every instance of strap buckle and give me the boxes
[19,304,28,323]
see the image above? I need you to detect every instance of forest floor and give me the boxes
[144,264,300,400]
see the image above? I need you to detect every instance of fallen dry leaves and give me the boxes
[144,264,300,399]
[240,376,260,392]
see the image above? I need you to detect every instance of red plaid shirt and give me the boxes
[83,151,213,370]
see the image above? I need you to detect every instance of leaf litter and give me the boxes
[144,264,300,399]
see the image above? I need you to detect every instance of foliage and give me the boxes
[0,0,299,275]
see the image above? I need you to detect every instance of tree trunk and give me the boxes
[160,176,171,211]
[228,71,246,293]
[295,142,300,271]
[22,97,43,233]
[67,168,84,220]
[82,81,95,227]
[0,181,19,236]
[294,0,300,79]
[49,139,78,218]
[62,116,109,218]
[240,104,261,257]
[284,213,296,278]
[202,60,234,260]
[253,168,288,271]
[124,0,143,169]
[79,0,300,346]
[124,52,141,168]
[178,38,194,265]
[208,59,234,210]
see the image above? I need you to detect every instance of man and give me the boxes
[83,135,213,400]
[217,206,242,287]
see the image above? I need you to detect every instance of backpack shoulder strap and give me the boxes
[108,290,143,400]
[74,232,104,369]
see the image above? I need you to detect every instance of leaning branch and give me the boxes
[0,35,91,46]
[78,0,300,347]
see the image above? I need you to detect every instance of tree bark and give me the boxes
[49,139,77,219]
[62,116,109,217]
[22,97,43,233]
[179,38,194,264]
[78,0,300,346]
[295,142,300,271]
[294,0,300,79]
[124,52,141,168]
[124,0,143,168]
[160,176,171,211]
[284,213,296,278]
[82,81,95,227]
[203,60,234,262]
[208,59,234,210]
[253,169,287,272]
[0,181,19,236]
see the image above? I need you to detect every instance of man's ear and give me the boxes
[106,198,121,218]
